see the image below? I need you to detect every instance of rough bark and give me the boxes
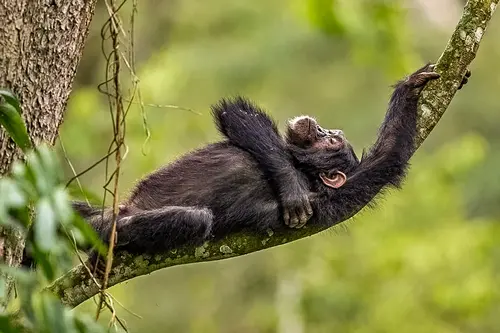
[47,0,498,308]
[0,0,98,309]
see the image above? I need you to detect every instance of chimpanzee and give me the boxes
[73,63,470,255]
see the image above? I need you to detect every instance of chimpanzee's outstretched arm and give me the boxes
[211,97,312,228]
[318,64,450,224]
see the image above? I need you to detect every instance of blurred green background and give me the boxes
[62,0,500,331]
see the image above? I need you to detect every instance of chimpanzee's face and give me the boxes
[286,116,357,159]
[285,116,359,188]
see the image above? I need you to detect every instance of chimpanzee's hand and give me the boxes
[405,63,441,90]
[405,63,471,91]
[282,181,313,229]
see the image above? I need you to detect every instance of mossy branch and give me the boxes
[415,0,498,147]
[46,0,498,308]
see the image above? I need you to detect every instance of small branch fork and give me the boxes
[46,0,498,309]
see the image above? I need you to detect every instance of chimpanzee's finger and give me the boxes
[458,79,466,89]
[411,72,440,88]
[304,199,313,216]
[297,208,309,227]
[458,76,469,90]
[296,222,307,229]
[296,215,308,229]
[289,210,299,228]
[283,208,290,226]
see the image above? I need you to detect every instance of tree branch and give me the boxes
[415,0,498,148]
[46,0,498,308]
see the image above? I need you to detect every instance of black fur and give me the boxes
[115,206,213,253]
[211,97,312,227]
[73,64,459,256]
[213,64,444,224]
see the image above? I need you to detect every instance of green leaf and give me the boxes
[0,179,25,208]
[0,315,23,333]
[0,90,32,152]
[0,207,26,230]
[37,145,61,185]
[35,198,57,251]
[10,161,37,198]
[0,277,5,299]
[0,265,37,319]
[51,188,72,225]
[72,215,107,256]
[26,150,47,195]
[7,207,31,229]
[0,90,21,113]
[0,264,35,285]
[39,295,68,333]
[30,244,56,281]
[0,179,26,228]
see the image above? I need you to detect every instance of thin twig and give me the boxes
[59,139,91,206]
[64,147,118,189]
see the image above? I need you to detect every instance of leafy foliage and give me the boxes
[0,92,106,332]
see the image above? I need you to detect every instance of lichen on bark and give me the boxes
[46,0,498,309]
[416,0,498,147]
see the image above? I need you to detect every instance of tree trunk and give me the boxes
[0,0,97,309]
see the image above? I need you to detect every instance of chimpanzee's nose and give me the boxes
[329,129,344,137]
[316,126,327,137]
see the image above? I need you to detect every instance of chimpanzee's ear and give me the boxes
[319,171,347,189]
